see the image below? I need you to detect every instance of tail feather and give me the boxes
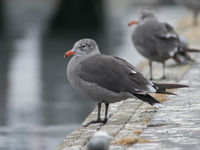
[173,47,200,63]
[182,47,200,53]
[173,50,194,64]
[154,83,189,90]
[134,94,161,106]
[132,83,188,108]
[173,53,185,63]
[155,91,176,95]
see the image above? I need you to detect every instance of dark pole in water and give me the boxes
[49,0,104,32]
[0,0,4,34]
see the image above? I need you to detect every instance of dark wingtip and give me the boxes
[175,84,189,88]
[154,83,189,90]
[182,47,200,53]
[156,91,177,95]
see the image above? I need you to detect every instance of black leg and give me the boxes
[103,103,109,123]
[161,62,166,80]
[193,10,198,26]
[83,102,103,127]
[149,61,153,80]
[97,102,101,121]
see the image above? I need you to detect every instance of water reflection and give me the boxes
[7,28,42,127]
[0,38,10,127]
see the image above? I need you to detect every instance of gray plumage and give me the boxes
[176,0,200,25]
[79,55,156,95]
[87,131,110,150]
[65,38,188,126]
[130,11,199,79]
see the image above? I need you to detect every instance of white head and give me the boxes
[139,10,157,22]
[128,10,157,27]
[64,38,100,58]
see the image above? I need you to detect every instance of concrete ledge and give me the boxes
[131,56,200,150]
[56,17,200,150]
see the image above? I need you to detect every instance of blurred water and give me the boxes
[0,1,189,150]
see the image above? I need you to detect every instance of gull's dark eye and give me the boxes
[81,45,86,49]
[142,15,145,19]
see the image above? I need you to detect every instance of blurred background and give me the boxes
[0,0,190,149]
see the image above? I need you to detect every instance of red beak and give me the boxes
[128,20,139,26]
[64,50,75,58]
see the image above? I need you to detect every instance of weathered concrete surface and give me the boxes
[56,17,200,150]
[129,19,200,150]
[55,60,193,150]
[131,55,200,150]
